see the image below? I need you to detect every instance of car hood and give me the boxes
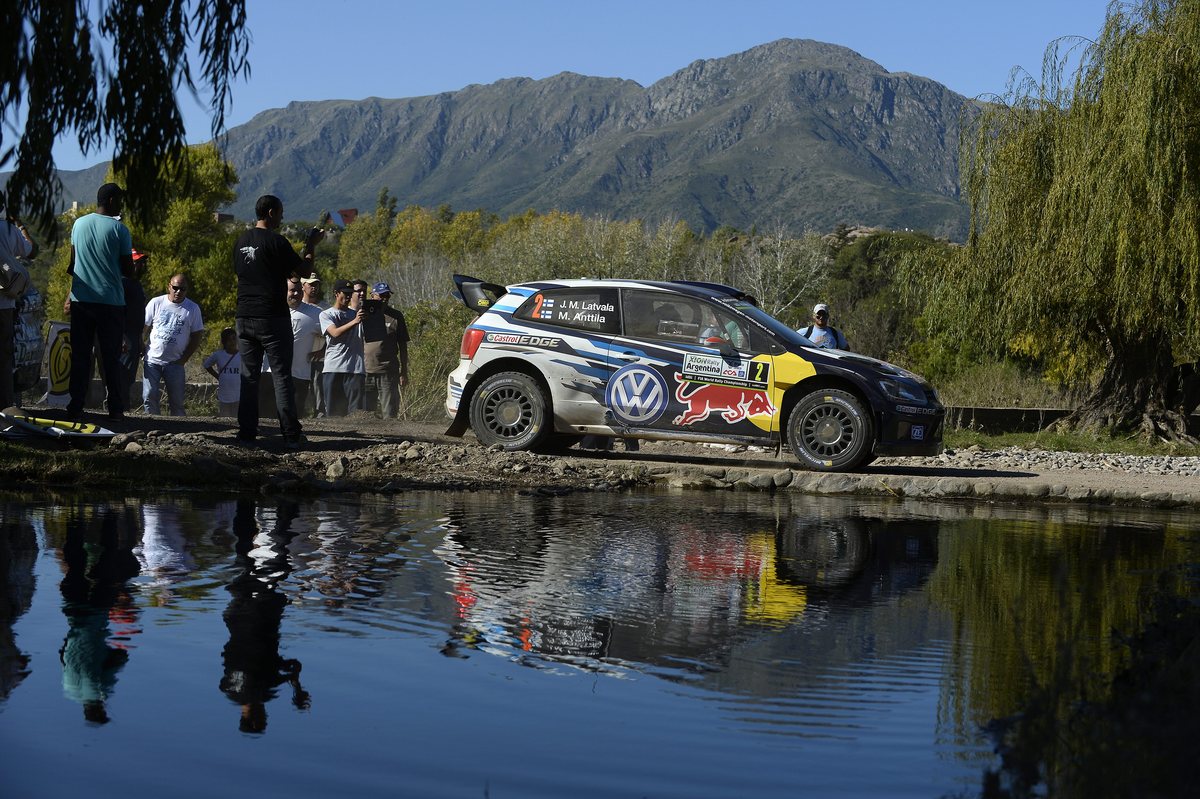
[803,347,936,390]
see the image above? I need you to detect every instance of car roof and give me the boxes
[514,278,746,302]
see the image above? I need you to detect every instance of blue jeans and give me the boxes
[142,360,187,415]
[322,371,364,416]
[236,316,301,441]
[67,301,125,415]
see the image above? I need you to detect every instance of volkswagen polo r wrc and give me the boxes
[445,275,944,472]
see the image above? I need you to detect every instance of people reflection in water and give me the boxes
[220,498,310,733]
[58,503,143,724]
[0,507,38,702]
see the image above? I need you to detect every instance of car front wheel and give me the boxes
[788,389,874,472]
[469,371,550,451]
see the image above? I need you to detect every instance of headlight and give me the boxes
[879,377,927,403]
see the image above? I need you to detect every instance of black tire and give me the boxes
[787,388,874,472]
[469,371,550,451]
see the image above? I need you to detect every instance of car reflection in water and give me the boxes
[434,497,940,688]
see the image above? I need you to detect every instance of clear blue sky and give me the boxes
[52,0,1111,170]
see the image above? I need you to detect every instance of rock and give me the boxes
[747,473,775,490]
[327,457,348,479]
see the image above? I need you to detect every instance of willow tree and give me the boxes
[1,1,249,235]
[934,0,1200,441]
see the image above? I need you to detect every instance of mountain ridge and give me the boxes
[51,38,975,239]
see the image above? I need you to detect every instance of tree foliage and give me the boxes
[46,144,240,353]
[1,0,249,236]
[922,0,1200,439]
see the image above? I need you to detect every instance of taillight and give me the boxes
[460,327,485,359]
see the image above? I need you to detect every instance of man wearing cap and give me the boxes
[65,183,133,420]
[364,281,409,419]
[318,279,365,416]
[0,189,37,409]
[232,194,316,447]
[300,272,328,416]
[797,303,849,350]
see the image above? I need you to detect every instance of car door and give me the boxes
[605,289,776,441]
[507,286,621,428]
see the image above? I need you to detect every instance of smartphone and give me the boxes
[361,299,386,341]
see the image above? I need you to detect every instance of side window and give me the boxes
[697,303,750,350]
[621,290,703,344]
[514,288,620,334]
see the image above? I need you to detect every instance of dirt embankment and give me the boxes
[3,413,1199,509]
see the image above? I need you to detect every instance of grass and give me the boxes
[933,361,1071,408]
[945,428,1200,457]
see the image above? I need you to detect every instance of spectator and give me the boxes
[286,276,323,415]
[203,327,242,417]
[142,273,205,416]
[232,194,314,448]
[797,303,849,350]
[119,249,149,410]
[0,190,37,409]
[318,279,365,416]
[300,273,327,417]
[364,281,409,419]
[65,183,133,421]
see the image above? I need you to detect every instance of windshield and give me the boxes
[721,299,814,349]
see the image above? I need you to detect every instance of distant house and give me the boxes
[337,208,358,225]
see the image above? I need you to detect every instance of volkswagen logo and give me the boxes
[605,364,668,426]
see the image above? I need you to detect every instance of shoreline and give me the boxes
[2,413,1198,509]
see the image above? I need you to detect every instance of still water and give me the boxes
[0,491,1195,798]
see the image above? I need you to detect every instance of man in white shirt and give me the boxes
[300,273,328,416]
[287,276,323,415]
[143,273,205,415]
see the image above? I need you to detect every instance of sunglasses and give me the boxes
[170,285,187,292]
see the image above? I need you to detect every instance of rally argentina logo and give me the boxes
[605,364,668,426]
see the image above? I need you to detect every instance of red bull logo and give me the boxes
[673,374,775,426]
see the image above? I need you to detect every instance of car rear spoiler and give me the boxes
[670,280,759,307]
[452,273,507,316]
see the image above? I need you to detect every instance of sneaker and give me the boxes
[283,434,307,451]
[107,411,125,421]
[232,435,257,449]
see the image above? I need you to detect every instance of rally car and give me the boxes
[445,275,943,472]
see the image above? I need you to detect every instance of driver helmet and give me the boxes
[698,325,728,346]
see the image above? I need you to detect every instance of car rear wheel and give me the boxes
[469,371,550,451]
[788,389,874,472]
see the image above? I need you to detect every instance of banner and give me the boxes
[44,320,71,408]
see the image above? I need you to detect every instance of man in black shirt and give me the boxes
[232,195,319,448]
